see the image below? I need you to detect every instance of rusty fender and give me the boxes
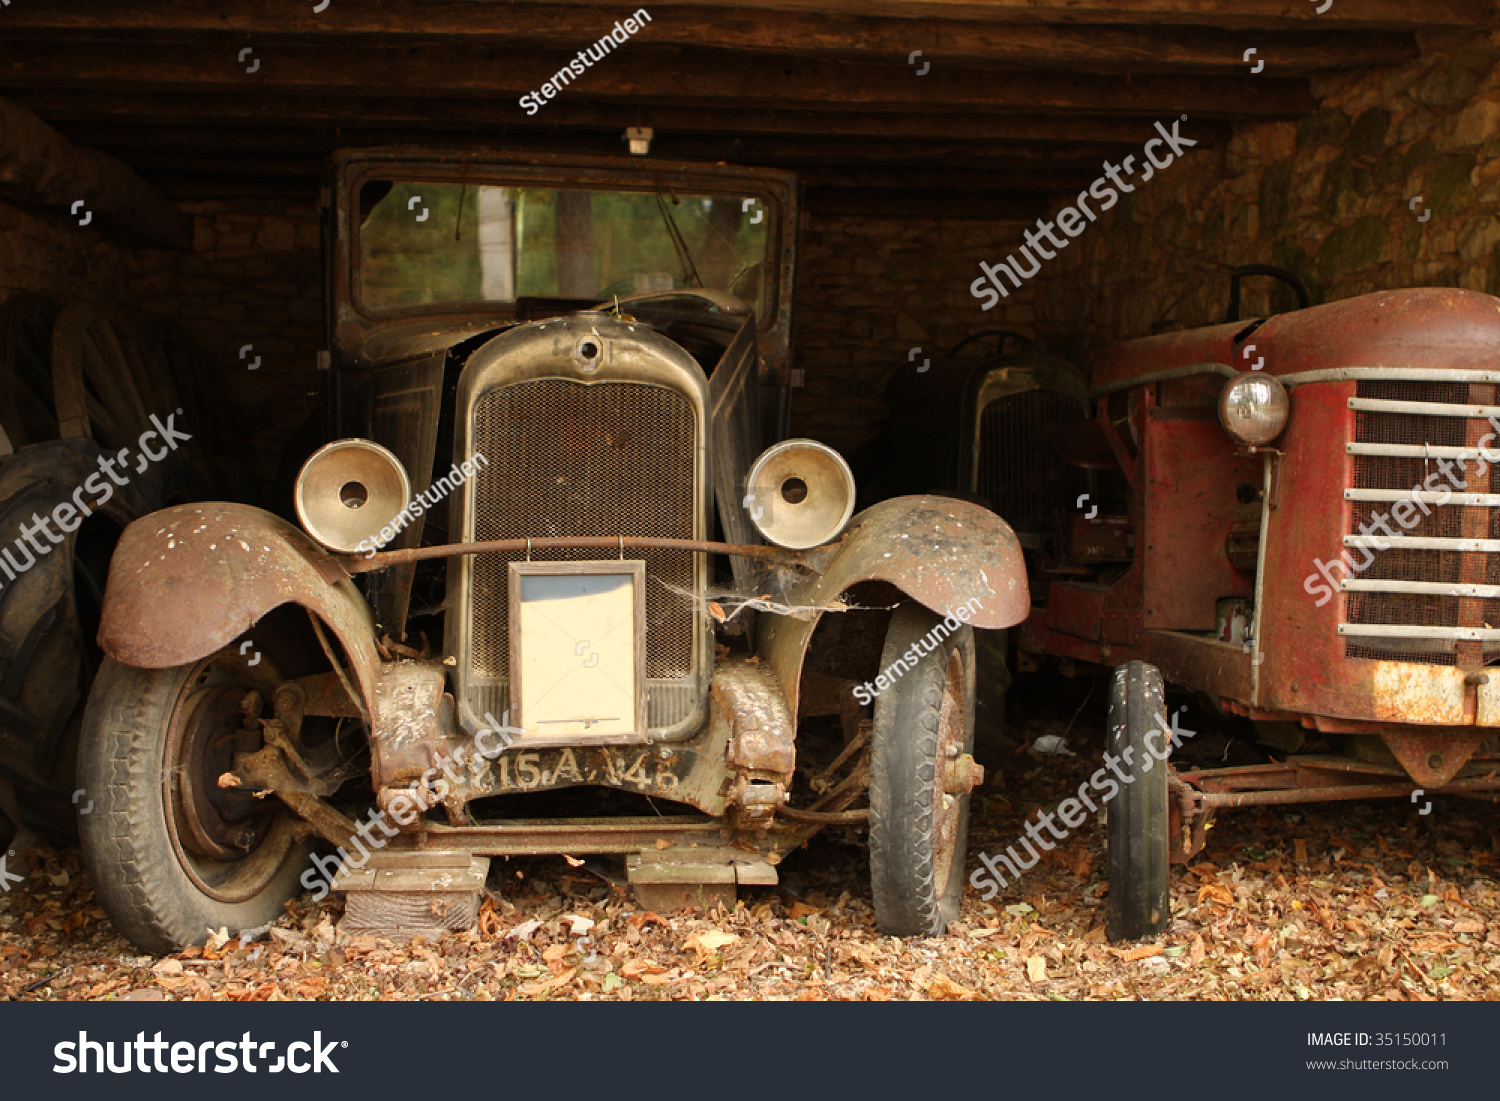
[759,495,1028,715]
[97,503,382,708]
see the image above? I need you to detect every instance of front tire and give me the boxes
[78,650,312,953]
[1105,660,1171,942]
[869,604,978,936]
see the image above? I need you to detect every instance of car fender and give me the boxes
[98,502,381,708]
[758,495,1028,715]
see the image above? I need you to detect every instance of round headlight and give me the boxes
[294,438,412,553]
[1218,373,1290,446]
[744,439,856,550]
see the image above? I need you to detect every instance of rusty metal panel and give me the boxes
[1141,406,1258,631]
[98,502,383,711]
[1146,630,1253,703]
[759,495,1028,715]
[367,352,445,637]
[708,314,764,592]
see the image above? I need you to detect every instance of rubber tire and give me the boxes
[1105,660,1171,942]
[78,657,312,954]
[869,603,976,937]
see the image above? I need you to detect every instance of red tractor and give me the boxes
[1021,285,1500,939]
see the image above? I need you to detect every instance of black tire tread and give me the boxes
[1105,660,1171,943]
[78,657,307,954]
[869,604,974,937]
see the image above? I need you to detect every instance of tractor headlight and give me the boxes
[1218,373,1289,447]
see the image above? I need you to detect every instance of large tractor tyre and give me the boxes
[869,603,979,936]
[1105,660,1171,942]
[78,647,313,953]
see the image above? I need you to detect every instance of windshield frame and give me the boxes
[345,160,786,330]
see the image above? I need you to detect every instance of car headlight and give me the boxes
[1218,373,1290,446]
[294,438,412,553]
[744,439,856,550]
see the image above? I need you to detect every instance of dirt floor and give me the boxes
[4,675,1499,1002]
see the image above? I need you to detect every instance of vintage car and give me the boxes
[76,149,1029,952]
[1020,284,1500,941]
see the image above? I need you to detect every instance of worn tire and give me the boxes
[78,654,311,954]
[869,603,976,936]
[1105,660,1171,942]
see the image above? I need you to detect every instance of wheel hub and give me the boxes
[174,682,274,861]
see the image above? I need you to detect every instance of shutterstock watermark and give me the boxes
[0,411,190,588]
[853,597,984,705]
[969,118,1199,310]
[968,709,1196,901]
[1303,425,1500,606]
[518,8,651,115]
[54,1032,344,1074]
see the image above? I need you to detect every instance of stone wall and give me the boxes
[788,214,1027,455]
[1025,32,1500,366]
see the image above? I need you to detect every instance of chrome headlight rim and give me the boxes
[745,439,857,550]
[293,437,412,554]
[1218,372,1290,447]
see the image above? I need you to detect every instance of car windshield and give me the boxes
[356,179,771,315]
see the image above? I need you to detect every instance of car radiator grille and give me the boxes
[976,390,1088,533]
[467,378,699,724]
[1341,379,1500,667]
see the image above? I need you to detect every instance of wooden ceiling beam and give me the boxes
[0,42,1316,116]
[0,1,1422,73]
[58,121,1136,170]
[14,90,1236,146]
[445,0,1492,30]
[96,144,1101,196]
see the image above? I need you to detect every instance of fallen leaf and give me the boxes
[1026,955,1047,982]
[563,855,585,867]
[789,901,821,919]
[506,918,543,941]
[151,958,183,976]
[542,944,571,964]
[621,958,668,979]
[655,839,671,850]
[1117,944,1163,962]
[685,931,739,961]
[709,602,727,622]
[518,967,576,997]
[926,972,978,1000]
[1197,883,1235,907]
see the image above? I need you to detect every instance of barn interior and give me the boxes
[3,1,1495,493]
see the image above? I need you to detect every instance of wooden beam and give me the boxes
[58,121,1133,171]
[95,146,1102,198]
[0,41,1317,116]
[0,96,189,247]
[443,0,1491,30]
[16,90,1236,146]
[0,1,1422,73]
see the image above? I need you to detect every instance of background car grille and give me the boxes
[976,390,1088,533]
[467,378,698,719]
[1342,379,1500,666]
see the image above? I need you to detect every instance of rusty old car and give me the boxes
[76,148,1029,951]
[1019,285,1500,940]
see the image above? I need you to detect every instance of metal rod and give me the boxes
[778,805,869,824]
[1195,775,1500,808]
[341,535,817,574]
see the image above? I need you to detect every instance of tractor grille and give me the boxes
[976,390,1088,533]
[467,378,699,720]
[1341,379,1500,666]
